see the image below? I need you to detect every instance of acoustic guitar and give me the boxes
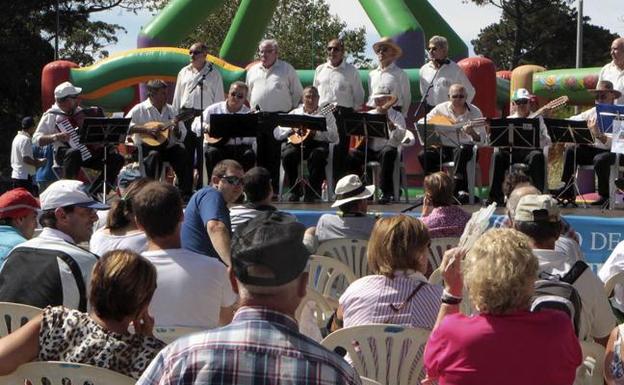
[528,95,569,118]
[287,103,337,145]
[132,110,195,147]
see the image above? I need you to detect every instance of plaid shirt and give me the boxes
[137,306,362,385]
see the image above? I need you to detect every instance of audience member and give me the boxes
[181,159,244,265]
[599,240,624,283]
[424,229,581,385]
[134,181,237,329]
[0,249,165,379]
[93,162,143,231]
[335,215,440,331]
[137,211,361,385]
[420,172,471,238]
[0,180,106,311]
[0,188,40,266]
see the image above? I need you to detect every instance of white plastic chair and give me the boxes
[0,361,134,385]
[577,341,605,385]
[427,237,460,272]
[308,255,357,300]
[153,326,205,344]
[604,271,624,296]
[0,302,42,337]
[295,287,336,330]
[316,238,369,278]
[321,324,430,385]
[360,377,382,385]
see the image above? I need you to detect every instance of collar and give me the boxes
[232,306,299,331]
[378,62,397,72]
[391,269,427,282]
[18,130,32,138]
[327,59,346,70]
[0,225,22,236]
[261,59,280,71]
[39,227,76,244]
[145,98,167,114]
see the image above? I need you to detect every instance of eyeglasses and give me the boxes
[230,92,245,99]
[221,175,242,186]
[327,46,341,52]
[515,99,529,105]
[451,94,466,99]
[189,50,203,56]
[428,46,438,51]
[376,46,388,54]
[595,93,610,100]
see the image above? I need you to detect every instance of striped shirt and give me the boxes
[136,306,362,385]
[339,270,442,330]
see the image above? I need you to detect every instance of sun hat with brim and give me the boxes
[40,179,109,211]
[0,188,40,219]
[54,81,82,99]
[332,174,375,208]
[588,80,622,98]
[372,37,403,59]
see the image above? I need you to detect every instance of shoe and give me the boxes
[378,194,393,205]
[591,196,608,206]
[286,192,300,202]
[456,191,470,205]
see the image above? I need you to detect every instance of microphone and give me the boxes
[400,196,424,213]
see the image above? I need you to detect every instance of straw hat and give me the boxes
[588,80,622,98]
[372,37,402,59]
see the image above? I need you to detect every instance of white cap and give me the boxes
[332,174,375,208]
[54,81,82,99]
[40,180,109,211]
[512,88,532,102]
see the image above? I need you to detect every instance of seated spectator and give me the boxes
[606,323,624,385]
[0,249,166,379]
[420,172,470,238]
[0,180,106,311]
[93,162,143,231]
[303,174,378,251]
[424,229,581,385]
[137,211,360,385]
[335,215,441,331]
[90,178,150,255]
[0,188,40,266]
[599,239,624,283]
[134,181,237,329]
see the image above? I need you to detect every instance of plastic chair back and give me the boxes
[309,255,357,300]
[0,302,42,337]
[427,237,460,272]
[577,341,605,385]
[316,238,369,278]
[0,361,134,385]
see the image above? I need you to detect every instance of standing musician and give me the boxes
[314,38,365,182]
[420,35,475,110]
[598,37,624,105]
[191,81,256,180]
[368,37,411,117]
[33,81,124,195]
[347,86,407,204]
[247,39,303,193]
[274,86,339,202]
[488,88,551,205]
[126,80,193,199]
[418,84,484,203]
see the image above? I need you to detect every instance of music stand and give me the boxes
[80,117,130,202]
[341,112,388,185]
[209,114,263,139]
[597,103,624,134]
[489,117,541,183]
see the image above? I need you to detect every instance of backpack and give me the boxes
[531,260,588,337]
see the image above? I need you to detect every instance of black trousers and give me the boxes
[281,142,329,197]
[204,144,255,180]
[58,146,124,195]
[332,106,353,184]
[418,145,475,193]
[142,143,192,196]
[257,129,281,192]
[489,148,545,203]
[348,145,398,196]
[561,145,615,197]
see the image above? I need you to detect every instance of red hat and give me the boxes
[0,188,40,219]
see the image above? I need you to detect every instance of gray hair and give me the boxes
[429,35,448,50]
[146,79,168,97]
[259,39,279,52]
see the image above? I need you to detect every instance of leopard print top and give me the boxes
[38,306,166,379]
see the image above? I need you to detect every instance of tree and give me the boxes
[468,0,617,70]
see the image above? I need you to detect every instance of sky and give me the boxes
[93,0,624,59]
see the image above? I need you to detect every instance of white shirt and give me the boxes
[191,101,254,146]
[367,63,411,116]
[11,131,35,179]
[246,59,303,112]
[172,63,224,111]
[89,229,148,256]
[507,113,551,148]
[142,248,238,329]
[598,61,624,105]
[33,104,84,160]
[569,107,611,150]
[367,108,407,151]
[126,99,186,148]
[314,60,365,108]
[422,101,484,145]
[273,105,339,144]
[599,239,624,283]
[419,60,475,107]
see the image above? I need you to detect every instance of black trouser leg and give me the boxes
[204,145,225,181]
[378,146,398,196]
[453,145,474,193]
[307,145,329,195]
[62,148,83,180]
[142,145,164,180]
[594,150,616,197]
[163,144,193,196]
[489,149,511,203]
[525,150,545,192]
[281,143,302,195]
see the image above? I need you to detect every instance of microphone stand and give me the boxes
[190,63,213,188]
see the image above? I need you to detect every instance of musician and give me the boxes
[417,84,484,203]
[191,81,255,180]
[246,39,303,193]
[274,86,338,202]
[419,35,475,110]
[33,81,124,194]
[488,88,551,205]
[559,80,620,206]
[367,38,410,117]
[126,80,193,199]
[348,87,407,204]
[598,37,624,105]
[314,38,365,182]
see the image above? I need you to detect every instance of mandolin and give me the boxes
[528,95,569,118]
[131,110,195,147]
[287,103,337,145]
[352,95,398,149]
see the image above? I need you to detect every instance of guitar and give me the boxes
[287,103,337,145]
[132,110,195,147]
[425,114,488,144]
[528,95,569,118]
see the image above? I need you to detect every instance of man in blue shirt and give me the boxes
[0,188,40,266]
[181,159,244,265]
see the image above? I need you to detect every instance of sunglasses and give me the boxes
[595,93,610,100]
[221,175,243,186]
[376,46,389,54]
[451,94,466,99]
[515,99,529,105]
[428,46,438,51]
[230,92,245,99]
[327,46,341,52]
[189,50,203,56]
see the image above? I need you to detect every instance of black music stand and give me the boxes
[80,117,130,202]
[489,117,541,176]
[209,114,262,139]
[342,112,388,185]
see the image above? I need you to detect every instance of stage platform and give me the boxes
[276,202,624,273]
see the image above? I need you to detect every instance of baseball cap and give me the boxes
[21,116,34,129]
[514,194,560,223]
[512,88,532,102]
[54,81,82,100]
[231,211,310,287]
[117,163,142,191]
[0,188,40,219]
[40,180,109,211]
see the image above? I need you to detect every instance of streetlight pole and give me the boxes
[55,0,60,60]
[575,0,583,69]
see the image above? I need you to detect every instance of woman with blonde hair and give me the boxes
[333,214,441,330]
[424,229,581,385]
[0,250,165,379]
[420,171,471,238]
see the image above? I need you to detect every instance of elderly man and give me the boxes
[314,38,365,181]
[420,36,475,109]
[0,180,106,311]
[137,211,362,385]
[368,38,410,117]
[598,37,624,104]
[247,39,303,192]
[0,188,40,265]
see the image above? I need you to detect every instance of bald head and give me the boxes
[507,185,540,220]
[611,37,624,67]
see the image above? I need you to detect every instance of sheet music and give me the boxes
[57,117,92,161]
[612,119,624,155]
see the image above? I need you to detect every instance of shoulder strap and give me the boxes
[561,260,589,285]
[388,281,426,312]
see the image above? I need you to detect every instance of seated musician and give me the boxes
[191,81,255,180]
[347,86,407,205]
[559,80,620,206]
[417,83,485,204]
[33,81,124,195]
[488,88,551,205]
[273,86,339,202]
[126,80,193,200]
